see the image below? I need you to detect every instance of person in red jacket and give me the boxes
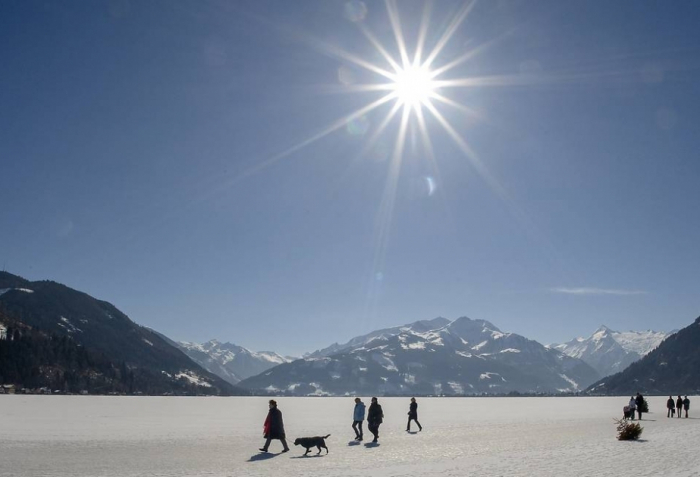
[260,400,289,453]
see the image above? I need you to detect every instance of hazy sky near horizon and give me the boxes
[2,0,700,356]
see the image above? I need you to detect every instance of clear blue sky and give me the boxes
[2,0,699,356]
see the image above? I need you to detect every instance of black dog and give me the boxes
[294,434,331,455]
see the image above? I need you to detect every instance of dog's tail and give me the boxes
[324,434,331,439]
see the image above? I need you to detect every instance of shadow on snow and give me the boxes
[247,452,280,462]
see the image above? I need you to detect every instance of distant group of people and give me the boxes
[666,395,690,418]
[351,396,422,443]
[623,392,691,421]
[623,393,646,420]
[352,397,385,443]
[259,396,423,453]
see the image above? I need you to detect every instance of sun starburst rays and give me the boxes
[213,1,530,317]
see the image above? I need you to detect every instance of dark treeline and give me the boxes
[0,308,216,395]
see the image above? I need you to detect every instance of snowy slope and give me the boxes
[178,340,291,384]
[305,317,451,358]
[239,317,600,395]
[550,325,670,377]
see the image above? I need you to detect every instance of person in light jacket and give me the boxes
[367,397,384,443]
[260,400,289,453]
[352,397,366,441]
[627,397,636,421]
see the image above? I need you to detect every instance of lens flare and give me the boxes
[393,65,435,108]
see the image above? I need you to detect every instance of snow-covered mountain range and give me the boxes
[586,316,698,395]
[238,316,601,396]
[550,326,670,377]
[177,340,291,384]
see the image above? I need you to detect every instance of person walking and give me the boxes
[676,395,683,419]
[260,399,289,453]
[627,396,636,421]
[406,397,422,432]
[367,397,384,443]
[683,396,690,418]
[352,397,366,441]
[635,393,645,420]
[667,396,675,418]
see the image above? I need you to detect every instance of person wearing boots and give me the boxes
[367,397,384,443]
[406,397,422,432]
[260,399,289,453]
[352,397,366,441]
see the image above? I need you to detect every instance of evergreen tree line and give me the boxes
[0,309,222,395]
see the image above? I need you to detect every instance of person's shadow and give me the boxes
[406,431,419,435]
[364,442,380,448]
[347,440,361,446]
[247,452,279,462]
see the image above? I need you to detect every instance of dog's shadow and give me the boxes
[347,441,361,446]
[290,454,326,459]
[247,452,278,462]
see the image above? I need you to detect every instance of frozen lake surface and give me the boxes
[1,395,698,476]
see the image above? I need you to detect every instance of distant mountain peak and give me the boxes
[177,339,290,384]
[587,316,697,395]
[553,325,670,377]
[239,315,601,396]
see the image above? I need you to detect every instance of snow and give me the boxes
[558,373,579,391]
[174,372,212,388]
[58,317,82,333]
[405,341,426,350]
[0,396,699,476]
[480,372,500,380]
[371,353,398,372]
[472,340,488,350]
[0,287,34,296]
[613,330,669,356]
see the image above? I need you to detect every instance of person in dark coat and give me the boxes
[406,397,422,432]
[367,397,384,443]
[260,399,289,453]
[667,396,675,418]
[635,393,644,420]
[676,395,683,419]
[683,396,690,418]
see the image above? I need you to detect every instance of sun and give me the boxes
[392,65,435,108]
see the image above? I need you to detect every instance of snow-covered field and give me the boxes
[1,395,698,476]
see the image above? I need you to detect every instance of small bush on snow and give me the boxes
[615,419,643,441]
